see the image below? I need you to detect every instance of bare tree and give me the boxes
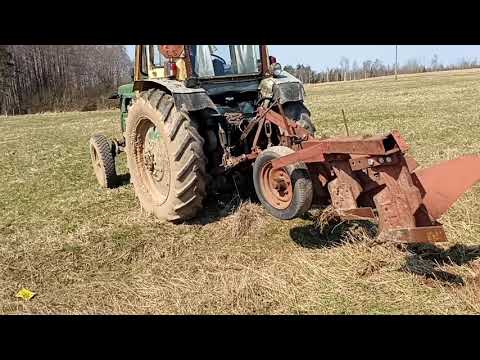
[339,57,349,81]
[1,45,132,115]
[362,60,372,79]
[431,54,439,71]
[352,60,358,80]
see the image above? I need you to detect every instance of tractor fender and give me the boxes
[133,79,217,112]
[259,71,306,105]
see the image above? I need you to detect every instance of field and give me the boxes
[1,69,480,314]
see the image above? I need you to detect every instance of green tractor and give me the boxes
[90,45,315,221]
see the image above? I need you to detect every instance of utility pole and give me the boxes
[395,45,398,80]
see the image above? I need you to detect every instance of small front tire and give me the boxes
[89,134,117,188]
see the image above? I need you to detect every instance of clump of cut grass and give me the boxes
[312,206,377,246]
[224,201,268,238]
[312,206,341,233]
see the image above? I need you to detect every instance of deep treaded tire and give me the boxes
[125,89,207,222]
[253,146,313,220]
[90,134,117,188]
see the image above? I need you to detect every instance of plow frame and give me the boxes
[253,106,451,243]
[222,105,478,244]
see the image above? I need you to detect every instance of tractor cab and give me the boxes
[114,45,308,137]
[135,45,272,83]
[124,45,314,133]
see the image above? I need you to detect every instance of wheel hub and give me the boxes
[261,163,293,210]
[144,127,167,181]
[144,150,164,182]
[140,124,170,202]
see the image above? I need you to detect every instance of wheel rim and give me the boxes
[135,117,170,204]
[90,144,104,185]
[260,162,293,210]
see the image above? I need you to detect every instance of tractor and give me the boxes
[89,45,480,243]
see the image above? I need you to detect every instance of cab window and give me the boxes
[150,45,167,68]
[190,45,262,78]
[141,45,148,75]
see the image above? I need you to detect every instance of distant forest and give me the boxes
[0,45,131,115]
[1,46,479,115]
[285,55,480,84]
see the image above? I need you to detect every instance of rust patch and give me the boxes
[159,45,184,59]
[338,208,376,221]
[385,226,447,243]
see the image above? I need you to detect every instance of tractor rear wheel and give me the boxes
[253,146,313,220]
[125,89,207,222]
[282,101,316,135]
[89,134,117,188]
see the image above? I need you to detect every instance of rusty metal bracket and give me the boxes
[384,226,447,243]
[257,107,312,140]
[349,154,399,171]
[391,130,409,152]
[252,117,265,151]
[240,116,261,142]
[277,102,294,137]
[337,207,376,221]
[271,134,402,171]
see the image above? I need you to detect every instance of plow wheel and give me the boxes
[89,134,117,188]
[125,89,207,222]
[253,146,313,220]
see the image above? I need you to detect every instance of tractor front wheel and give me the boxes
[89,134,117,188]
[125,89,207,222]
[253,146,313,220]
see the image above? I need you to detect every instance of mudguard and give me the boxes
[133,79,217,112]
[259,71,306,104]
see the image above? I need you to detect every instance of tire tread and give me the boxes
[126,89,206,221]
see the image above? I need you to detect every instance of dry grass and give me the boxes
[1,69,480,314]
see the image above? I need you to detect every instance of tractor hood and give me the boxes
[191,70,306,105]
[259,71,306,104]
[200,78,261,97]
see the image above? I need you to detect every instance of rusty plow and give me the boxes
[269,130,480,244]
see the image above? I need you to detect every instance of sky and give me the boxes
[125,45,480,72]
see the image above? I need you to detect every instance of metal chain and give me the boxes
[265,120,272,147]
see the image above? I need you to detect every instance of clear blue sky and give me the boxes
[126,45,480,72]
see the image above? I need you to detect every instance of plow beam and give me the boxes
[413,155,480,220]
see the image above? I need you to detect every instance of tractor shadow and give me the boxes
[289,213,378,249]
[113,173,131,188]
[401,243,480,286]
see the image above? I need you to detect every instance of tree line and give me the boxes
[1,46,479,115]
[285,55,480,84]
[0,45,132,115]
